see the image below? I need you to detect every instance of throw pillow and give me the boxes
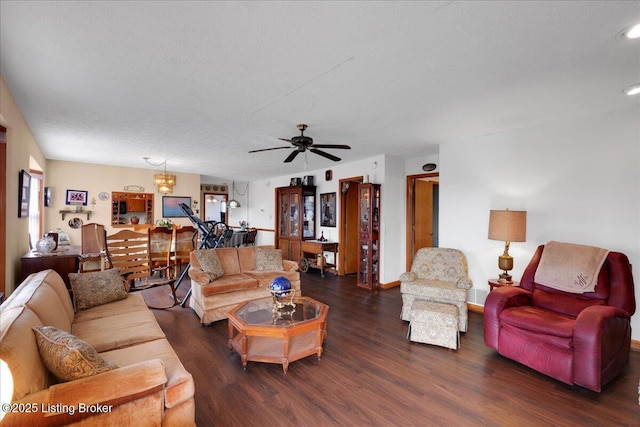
[194,249,225,281]
[69,268,128,312]
[256,247,284,271]
[32,326,118,382]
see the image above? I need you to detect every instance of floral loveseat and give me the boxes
[0,269,195,426]
[188,245,300,324]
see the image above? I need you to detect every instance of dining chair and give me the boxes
[171,225,197,279]
[79,223,109,272]
[105,229,177,309]
[149,226,174,277]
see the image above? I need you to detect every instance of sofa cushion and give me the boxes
[200,274,259,296]
[73,293,150,323]
[69,269,128,311]
[193,249,225,281]
[255,247,284,271]
[32,326,118,382]
[72,310,166,352]
[244,270,300,288]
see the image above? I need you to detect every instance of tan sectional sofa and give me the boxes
[188,245,300,324]
[0,269,195,426]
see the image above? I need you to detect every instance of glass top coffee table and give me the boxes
[227,296,329,373]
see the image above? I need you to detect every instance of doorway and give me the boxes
[203,193,227,223]
[405,173,439,271]
[338,176,363,275]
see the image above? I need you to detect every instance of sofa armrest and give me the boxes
[483,287,532,350]
[283,260,299,272]
[399,271,416,282]
[188,266,212,285]
[1,359,167,427]
[573,305,632,391]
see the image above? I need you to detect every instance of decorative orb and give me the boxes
[269,276,292,297]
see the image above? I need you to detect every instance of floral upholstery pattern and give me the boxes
[194,249,225,281]
[69,268,128,311]
[400,248,472,331]
[255,247,284,271]
[409,300,459,350]
[32,326,118,382]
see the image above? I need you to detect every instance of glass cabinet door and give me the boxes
[360,186,370,233]
[279,193,288,237]
[289,193,299,237]
[303,193,315,238]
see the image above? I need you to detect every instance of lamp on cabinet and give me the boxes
[488,209,527,283]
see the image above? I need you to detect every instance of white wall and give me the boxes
[439,106,640,339]
[244,154,407,283]
[44,160,201,245]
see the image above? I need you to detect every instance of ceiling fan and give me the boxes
[249,124,351,163]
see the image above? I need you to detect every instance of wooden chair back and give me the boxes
[105,229,151,281]
[149,226,173,273]
[80,223,108,272]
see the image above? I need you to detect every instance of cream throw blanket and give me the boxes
[534,241,609,293]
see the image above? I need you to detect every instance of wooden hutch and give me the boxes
[275,185,316,263]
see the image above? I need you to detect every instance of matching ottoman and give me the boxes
[409,300,459,350]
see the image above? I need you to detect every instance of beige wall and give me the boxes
[45,160,201,246]
[0,74,47,293]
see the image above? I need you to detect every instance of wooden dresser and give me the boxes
[20,245,81,289]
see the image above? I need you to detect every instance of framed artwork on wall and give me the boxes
[320,192,336,227]
[18,169,31,218]
[66,189,88,206]
[162,196,191,218]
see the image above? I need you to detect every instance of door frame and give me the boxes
[337,176,363,275]
[405,172,439,271]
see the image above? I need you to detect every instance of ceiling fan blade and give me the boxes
[284,150,300,163]
[248,146,291,153]
[311,144,351,150]
[310,148,341,162]
[278,138,293,143]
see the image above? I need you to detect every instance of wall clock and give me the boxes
[98,192,110,201]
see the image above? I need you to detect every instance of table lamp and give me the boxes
[488,209,527,283]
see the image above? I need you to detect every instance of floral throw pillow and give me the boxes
[69,268,128,312]
[256,248,284,271]
[194,249,225,281]
[32,326,118,382]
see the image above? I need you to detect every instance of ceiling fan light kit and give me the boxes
[249,124,351,163]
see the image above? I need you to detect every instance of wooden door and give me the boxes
[414,180,434,251]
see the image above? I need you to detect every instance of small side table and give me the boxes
[488,279,519,291]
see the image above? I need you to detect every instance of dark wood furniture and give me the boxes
[227,296,329,373]
[356,183,381,289]
[111,191,154,227]
[488,279,519,291]
[20,245,81,289]
[300,240,338,277]
[275,185,316,263]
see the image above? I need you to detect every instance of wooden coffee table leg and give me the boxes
[282,360,289,373]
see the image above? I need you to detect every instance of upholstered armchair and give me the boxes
[400,248,473,332]
[484,244,636,392]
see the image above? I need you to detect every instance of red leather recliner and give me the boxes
[484,244,635,392]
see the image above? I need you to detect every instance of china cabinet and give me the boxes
[356,183,381,289]
[111,192,154,227]
[275,185,316,262]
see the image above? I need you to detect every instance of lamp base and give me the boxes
[498,273,513,284]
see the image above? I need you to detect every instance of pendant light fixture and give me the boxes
[228,181,241,208]
[144,157,177,195]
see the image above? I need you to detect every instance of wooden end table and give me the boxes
[227,296,329,373]
[488,279,520,291]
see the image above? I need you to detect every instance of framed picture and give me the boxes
[18,169,31,218]
[162,196,191,218]
[320,192,336,227]
[66,189,88,206]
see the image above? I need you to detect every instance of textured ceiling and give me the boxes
[1,1,638,181]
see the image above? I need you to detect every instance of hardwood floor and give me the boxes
[147,272,640,427]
